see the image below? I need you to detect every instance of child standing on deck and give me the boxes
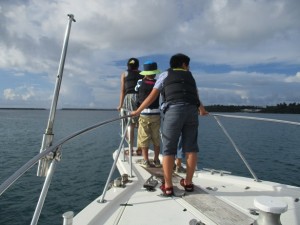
[135,61,161,168]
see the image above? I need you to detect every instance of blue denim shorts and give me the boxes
[176,135,185,159]
[162,104,199,156]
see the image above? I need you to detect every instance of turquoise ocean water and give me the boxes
[0,110,299,225]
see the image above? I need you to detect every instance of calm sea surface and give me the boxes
[0,110,299,225]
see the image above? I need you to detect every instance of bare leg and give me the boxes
[127,124,135,151]
[163,155,175,188]
[176,158,182,167]
[185,152,197,185]
[153,145,160,161]
[142,147,149,161]
[136,147,142,155]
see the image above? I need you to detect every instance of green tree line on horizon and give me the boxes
[1,102,300,113]
[206,102,300,114]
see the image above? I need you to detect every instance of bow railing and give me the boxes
[0,115,131,225]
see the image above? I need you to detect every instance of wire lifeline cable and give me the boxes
[0,115,132,196]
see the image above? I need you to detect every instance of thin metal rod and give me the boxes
[213,115,260,181]
[127,118,133,177]
[211,113,300,126]
[30,159,58,225]
[37,14,76,177]
[120,108,134,176]
[120,109,126,162]
[46,14,76,135]
[98,119,131,203]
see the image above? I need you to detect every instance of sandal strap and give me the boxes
[160,184,174,196]
[180,178,194,192]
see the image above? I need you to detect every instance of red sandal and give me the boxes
[160,183,174,196]
[136,148,142,156]
[180,178,194,192]
[124,149,134,155]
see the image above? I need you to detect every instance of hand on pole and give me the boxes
[131,110,140,117]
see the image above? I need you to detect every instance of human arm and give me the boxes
[198,103,209,116]
[131,88,160,116]
[117,72,126,111]
[196,87,209,116]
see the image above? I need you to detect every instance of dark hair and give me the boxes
[169,53,190,68]
[127,58,139,70]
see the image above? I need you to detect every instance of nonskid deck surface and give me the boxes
[143,165,255,225]
[180,185,254,225]
[73,150,300,225]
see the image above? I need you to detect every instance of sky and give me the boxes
[0,0,299,109]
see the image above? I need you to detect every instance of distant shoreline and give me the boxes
[0,108,117,111]
[0,108,47,110]
[1,102,299,113]
[61,108,117,111]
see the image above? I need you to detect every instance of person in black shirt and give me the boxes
[117,58,143,154]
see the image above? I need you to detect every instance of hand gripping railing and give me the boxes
[211,113,300,182]
[0,115,131,225]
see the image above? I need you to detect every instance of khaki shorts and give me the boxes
[137,115,161,147]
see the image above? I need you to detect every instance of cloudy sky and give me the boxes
[1,0,299,109]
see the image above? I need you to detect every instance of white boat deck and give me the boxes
[73,150,300,225]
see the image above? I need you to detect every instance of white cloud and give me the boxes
[3,89,16,100]
[0,0,299,107]
[285,72,300,83]
[3,86,35,101]
[2,85,53,107]
[196,70,300,106]
[0,44,27,68]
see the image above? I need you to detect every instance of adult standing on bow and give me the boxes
[131,53,208,196]
[118,58,143,154]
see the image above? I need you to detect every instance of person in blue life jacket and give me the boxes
[117,58,143,154]
[131,53,209,196]
[135,61,162,168]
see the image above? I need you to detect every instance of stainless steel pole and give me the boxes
[213,115,260,181]
[37,14,76,177]
[98,120,130,203]
[31,158,58,225]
